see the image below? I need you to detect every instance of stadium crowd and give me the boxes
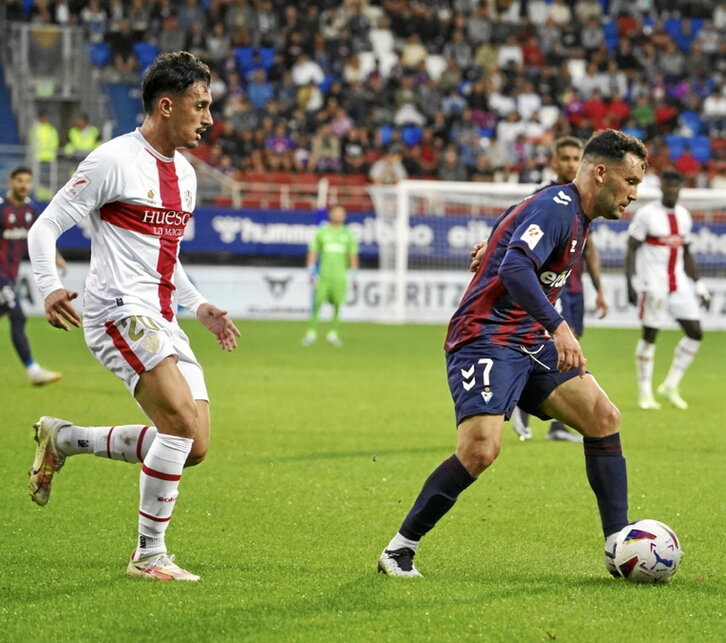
[5,0,726,188]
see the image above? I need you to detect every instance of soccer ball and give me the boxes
[612,519,683,583]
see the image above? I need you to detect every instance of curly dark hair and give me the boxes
[582,129,648,165]
[141,51,211,114]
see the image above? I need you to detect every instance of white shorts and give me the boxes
[84,312,208,400]
[638,289,701,329]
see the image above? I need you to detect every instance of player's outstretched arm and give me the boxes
[44,288,81,331]
[197,303,241,351]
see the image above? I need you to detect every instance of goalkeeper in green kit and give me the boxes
[302,204,359,347]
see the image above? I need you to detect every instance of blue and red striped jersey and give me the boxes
[445,183,590,352]
[0,195,37,282]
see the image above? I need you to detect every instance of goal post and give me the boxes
[367,180,726,326]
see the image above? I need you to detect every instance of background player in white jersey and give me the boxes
[26,51,240,581]
[625,170,710,411]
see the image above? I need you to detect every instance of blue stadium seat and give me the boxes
[690,136,712,163]
[133,42,159,68]
[664,18,681,40]
[318,74,335,94]
[665,135,686,160]
[235,46,255,74]
[378,124,394,146]
[679,110,704,136]
[259,47,276,70]
[88,42,111,67]
[401,124,423,147]
[602,21,619,51]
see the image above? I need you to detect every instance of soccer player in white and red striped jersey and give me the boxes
[626,169,710,411]
[26,51,240,581]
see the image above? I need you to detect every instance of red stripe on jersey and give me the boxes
[106,426,115,458]
[141,463,182,481]
[666,212,679,292]
[155,157,183,321]
[99,201,191,240]
[104,321,145,374]
[644,235,684,247]
[138,510,172,523]
[137,425,150,462]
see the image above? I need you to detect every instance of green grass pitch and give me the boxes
[1,318,724,641]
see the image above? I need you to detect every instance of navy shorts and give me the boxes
[446,339,583,425]
[560,289,585,338]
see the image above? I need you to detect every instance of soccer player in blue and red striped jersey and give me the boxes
[378,129,648,579]
[511,136,609,442]
[0,166,65,385]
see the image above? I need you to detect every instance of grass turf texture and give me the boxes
[1,318,724,642]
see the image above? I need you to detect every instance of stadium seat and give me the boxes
[690,136,712,163]
[401,124,423,147]
[679,110,705,136]
[377,124,394,146]
[234,46,255,74]
[88,42,111,67]
[665,135,687,160]
[259,47,276,70]
[133,42,159,68]
[318,74,335,94]
[602,21,619,51]
[664,18,681,41]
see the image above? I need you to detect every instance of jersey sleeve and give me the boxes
[173,262,207,315]
[508,201,572,269]
[28,145,122,299]
[627,206,649,242]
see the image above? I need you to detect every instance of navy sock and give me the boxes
[399,454,476,541]
[584,433,628,537]
[10,308,32,364]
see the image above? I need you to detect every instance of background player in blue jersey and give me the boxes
[511,137,609,443]
[0,166,65,385]
[378,130,648,578]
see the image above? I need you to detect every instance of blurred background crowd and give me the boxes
[5,0,726,189]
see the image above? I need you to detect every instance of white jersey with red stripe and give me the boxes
[31,129,206,322]
[627,199,693,294]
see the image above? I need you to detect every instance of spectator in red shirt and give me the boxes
[605,91,631,129]
[674,145,702,186]
[583,89,608,130]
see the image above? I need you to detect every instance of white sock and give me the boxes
[135,433,193,560]
[26,362,41,376]
[663,337,700,389]
[56,424,157,462]
[635,339,656,399]
[387,532,420,553]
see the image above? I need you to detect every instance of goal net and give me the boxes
[367,180,726,327]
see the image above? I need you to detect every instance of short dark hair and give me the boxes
[141,51,211,114]
[660,169,683,183]
[582,129,648,166]
[553,136,583,154]
[10,165,32,179]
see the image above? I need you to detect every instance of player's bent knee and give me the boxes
[588,400,621,437]
[460,440,500,476]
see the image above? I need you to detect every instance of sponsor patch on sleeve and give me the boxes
[64,173,91,199]
[520,223,544,250]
